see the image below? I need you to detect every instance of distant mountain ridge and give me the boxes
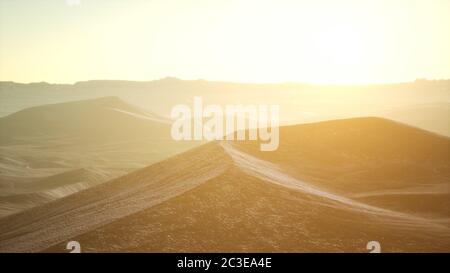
[2,77,449,87]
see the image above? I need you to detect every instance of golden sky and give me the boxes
[0,0,449,84]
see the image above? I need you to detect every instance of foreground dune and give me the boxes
[0,117,449,252]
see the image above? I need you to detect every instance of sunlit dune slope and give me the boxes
[0,117,449,252]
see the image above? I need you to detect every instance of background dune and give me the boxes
[0,96,200,217]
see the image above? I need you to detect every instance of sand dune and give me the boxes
[0,96,168,144]
[0,97,200,217]
[0,143,228,252]
[0,117,449,252]
[221,142,449,232]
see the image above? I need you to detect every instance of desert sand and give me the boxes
[0,117,448,252]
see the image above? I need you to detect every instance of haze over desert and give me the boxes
[0,0,449,256]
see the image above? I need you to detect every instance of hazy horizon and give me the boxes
[1,0,450,84]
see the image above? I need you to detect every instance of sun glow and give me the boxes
[305,24,369,84]
[0,0,449,84]
[206,2,385,84]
